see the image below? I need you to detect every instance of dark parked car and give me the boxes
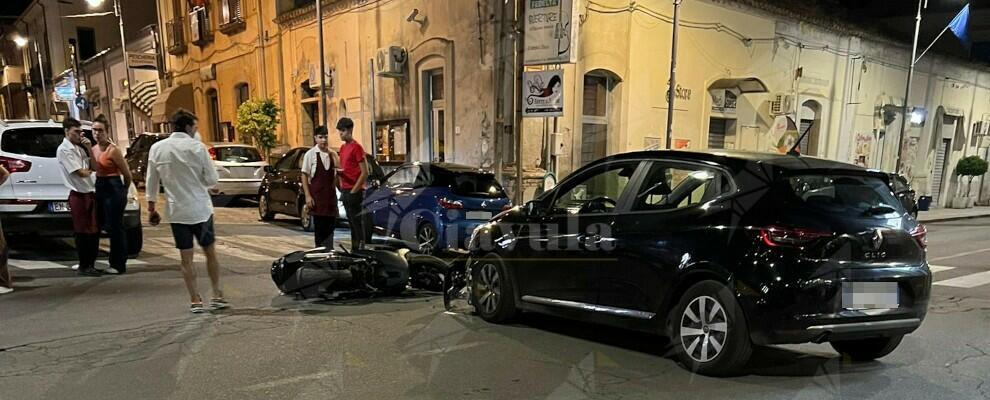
[463,150,931,375]
[365,162,512,253]
[888,173,919,218]
[258,147,384,231]
[125,133,170,185]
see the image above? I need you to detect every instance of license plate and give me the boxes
[49,201,71,213]
[466,211,492,220]
[842,282,899,309]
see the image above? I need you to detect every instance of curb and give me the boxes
[918,213,990,223]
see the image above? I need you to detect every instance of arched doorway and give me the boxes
[798,100,822,156]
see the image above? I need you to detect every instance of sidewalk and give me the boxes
[917,206,990,223]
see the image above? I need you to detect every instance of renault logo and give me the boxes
[871,229,884,251]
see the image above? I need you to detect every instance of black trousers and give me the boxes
[96,177,128,272]
[340,191,371,250]
[313,215,336,249]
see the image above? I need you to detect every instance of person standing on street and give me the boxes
[300,126,340,248]
[92,115,133,274]
[146,110,227,314]
[0,165,12,294]
[336,117,371,251]
[56,118,102,277]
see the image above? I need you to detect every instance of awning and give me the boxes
[151,83,193,123]
[132,80,160,117]
[708,77,769,93]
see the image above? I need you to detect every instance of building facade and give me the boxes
[1,0,156,122]
[155,0,500,170]
[516,0,990,207]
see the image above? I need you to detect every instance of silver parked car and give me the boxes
[210,144,267,200]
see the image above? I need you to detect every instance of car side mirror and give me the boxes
[525,199,546,216]
[370,178,382,188]
[264,165,275,174]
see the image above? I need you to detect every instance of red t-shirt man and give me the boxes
[336,117,370,250]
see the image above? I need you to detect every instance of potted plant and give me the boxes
[951,156,989,209]
[234,98,280,162]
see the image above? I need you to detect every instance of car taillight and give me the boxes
[910,224,927,249]
[0,156,32,173]
[208,147,217,160]
[759,226,833,248]
[439,198,463,209]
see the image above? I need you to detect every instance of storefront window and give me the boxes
[375,120,409,163]
[581,72,617,166]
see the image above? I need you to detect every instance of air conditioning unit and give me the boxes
[375,46,407,78]
[199,64,216,81]
[770,93,793,116]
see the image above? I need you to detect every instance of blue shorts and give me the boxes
[170,217,216,250]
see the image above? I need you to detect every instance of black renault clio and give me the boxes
[463,150,930,376]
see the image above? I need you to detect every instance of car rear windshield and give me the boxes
[1,128,65,158]
[446,172,506,198]
[787,174,907,216]
[215,147,262,163]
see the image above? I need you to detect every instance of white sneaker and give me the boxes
[0,286,13,295]
[71,264,80,271]
[102,267,120,275]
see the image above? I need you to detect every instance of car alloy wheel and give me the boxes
[680,295,728,363]
[476,262,501,315]
[300,203,313,232]
[418,223,438,254]
[259,194,274,220]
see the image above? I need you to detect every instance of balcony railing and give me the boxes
[166,19,187,55]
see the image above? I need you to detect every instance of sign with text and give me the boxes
[524,0,578,65]
[523,70,564,117]
[127,52,158,70]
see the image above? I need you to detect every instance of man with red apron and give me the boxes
[301,127,339,248]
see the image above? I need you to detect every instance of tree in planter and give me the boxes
[954,156,989,206]
[234,98,280,162]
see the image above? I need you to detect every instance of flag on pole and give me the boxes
[948,4,971,46]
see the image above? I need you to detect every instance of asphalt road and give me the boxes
[1,206,988,400]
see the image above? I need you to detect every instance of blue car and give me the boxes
[363,162,511,253]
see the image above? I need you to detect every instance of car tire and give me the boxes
[830,335,904,361]
[299,203,314,232]
[416,222,438,255]
[470,254,517,323]
[258,194,275,221]
[669,280,752,376]
[126,225,143,258]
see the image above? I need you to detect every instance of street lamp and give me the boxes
[11,34,49,119]
[86,0,135,139]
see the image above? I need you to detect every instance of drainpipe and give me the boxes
[513,0,524,204]
[257,0,267,97]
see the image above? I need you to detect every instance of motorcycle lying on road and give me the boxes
[270,237,457,299]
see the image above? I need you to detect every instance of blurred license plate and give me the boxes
[466,211,492,220]
[49,202,71,213]
[842,282,899,309]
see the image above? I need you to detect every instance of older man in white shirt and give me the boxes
[56,118,103,277]
[146,110,226,314]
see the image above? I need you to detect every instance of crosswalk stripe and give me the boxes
[9,259,70,270]
[930,248,990,262]
[934,271,990,289]
[928,265,955,273]
[97,259,149,266]
[213,240,277,262]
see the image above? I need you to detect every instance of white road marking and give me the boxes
[928,265,956,273]
[9,259,70,270]
[930,248,990,262]
[934,271,990,288]
[97,259,149,266]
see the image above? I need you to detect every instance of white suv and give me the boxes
[0,120,143,256]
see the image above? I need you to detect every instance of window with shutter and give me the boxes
[219,0,246,34]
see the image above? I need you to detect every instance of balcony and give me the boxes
[218,0,246,34]
[166,19,187,55]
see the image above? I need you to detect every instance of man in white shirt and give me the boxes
[300,126,341,248]
[146,110,227,314]
[56,118,102,277]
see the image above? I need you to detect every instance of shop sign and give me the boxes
[127,52,158,70]
[523,70,564,117]
[524,0,578,65]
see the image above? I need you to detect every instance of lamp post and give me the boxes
[13,35,48,119]
[896,0,926,175]
[87,0,135,139]
[665,0,682,150]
